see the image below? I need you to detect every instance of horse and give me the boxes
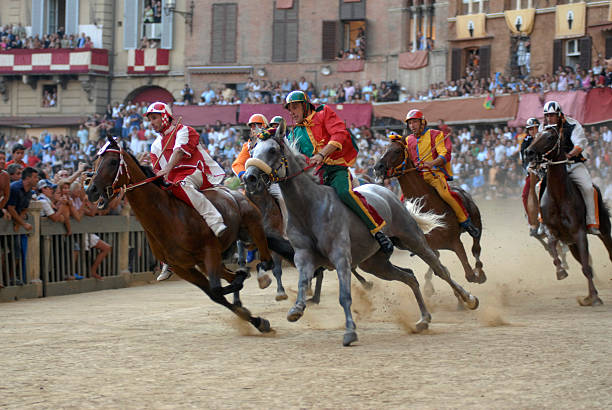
[86,136,294,332]
[526,127,612,305]
[243,122,478,346]
[373,139,486,296]
[245,180,374,303]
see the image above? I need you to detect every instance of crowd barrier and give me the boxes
[0,202,159,302]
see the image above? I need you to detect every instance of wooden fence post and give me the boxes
[26,201,42,296]
[118,203,131,275]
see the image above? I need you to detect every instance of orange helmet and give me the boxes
[405,109,427,126]
[247,113,269,127]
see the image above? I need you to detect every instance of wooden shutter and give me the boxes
[31,0,45,37]
[553,39,563,72]
[211,3,237,63]
[322,21,339,60]
[123,0,139,49]
[451,47,462,81]
[272,1,298,62]
[161,0,174,49]
[479,45,491,79]
[65,0,79,36]
[339,0,366,20]
[579,36,592,70]
[606,36,612,59]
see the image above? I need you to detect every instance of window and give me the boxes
[143,0,163,46]
[42,84,58,108]
[211,3,237,63]
[272,0,299,62]
[458,0,488,15]
[32,0,79,37]
[407,1,436,52]
[123,0,173,50]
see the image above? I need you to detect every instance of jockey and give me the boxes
[404,109,480,238]
[284,90,394,254]
[146,102,227,237]
[232,113,269,179]
[520,117,541,236]
[270,116,284,127]
[539,100,600,235]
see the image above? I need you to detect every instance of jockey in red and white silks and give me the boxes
[146,102,228,237]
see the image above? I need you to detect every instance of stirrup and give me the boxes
[157,264,173,281]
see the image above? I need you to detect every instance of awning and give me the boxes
[238,103,372,127]
[583,87,612,125]
[172,105,238,127]
[399,51,429,70]
[0,116,87,127]
[238,104,288,125]
[373,95,518,125]
[507,90,587,127]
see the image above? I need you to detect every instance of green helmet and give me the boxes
[270,115,284,125]
[284,90,315,110]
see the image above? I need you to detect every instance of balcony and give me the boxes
[0,48,109,75]
[127,49,170,75]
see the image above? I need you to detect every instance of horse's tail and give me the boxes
[404,197,446,234]
[266,233,295,265]
[595,185,611,234]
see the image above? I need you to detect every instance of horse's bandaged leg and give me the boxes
[176,171,226,236]
[269,183,288,235]
[568,163,598,227]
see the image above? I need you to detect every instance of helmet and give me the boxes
[543,101,562,115]
[405,109,427,126]
[525,117,540,129]
[247,113,268,127]
[284,90,315,110]
[270,115,284,125]
[145,102,173,132]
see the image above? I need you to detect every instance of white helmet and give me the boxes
[543,101,562,115]
[145,102,173,118]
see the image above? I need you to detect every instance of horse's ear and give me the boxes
[107,135,115,145]
[121,139,129,151]
[275,118,286,141]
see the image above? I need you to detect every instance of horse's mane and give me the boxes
[285,138,319,183]
[123,150,166,187]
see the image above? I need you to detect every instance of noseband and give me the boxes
[245,143,314,186]
[384,143,418,178]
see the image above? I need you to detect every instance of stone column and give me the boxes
[468,0,473,15]
[411,6,418,51]
[478,0,483,14]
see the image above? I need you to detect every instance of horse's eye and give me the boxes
[109,159,119,166]
[269,147,277,155]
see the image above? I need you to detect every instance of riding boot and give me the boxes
[587,226,601,235]
[374,231,394,254]
[460,219,481,238]
[157,263,173,281]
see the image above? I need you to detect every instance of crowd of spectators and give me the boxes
[0,24,94,50]
[335,27,367,60]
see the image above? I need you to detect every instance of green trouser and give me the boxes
[320,165,384,234]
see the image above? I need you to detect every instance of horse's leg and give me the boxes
[557,242,570,271]
[352,269,373,290]
[332,255,358,346]
[272,253,288,301]
[358,253,432,332]
[307,267,325,305]
[568,240,602,306]
[423,267,435,297]
[242,215,273,289]
[470,232,486,284]
[236,240,247,270]
[287,249,318,322]
[547,236,568,280]
[452,240,479,286]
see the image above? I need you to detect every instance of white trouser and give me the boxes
[567,162,597,226]
[180,170,226,235]
[268,183,288,235]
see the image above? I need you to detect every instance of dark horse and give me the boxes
[244,122,478,346]
[526,127,612,306]
[373,139,486,292]
[86,136,294,332]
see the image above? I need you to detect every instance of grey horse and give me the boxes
[243,122,478,346]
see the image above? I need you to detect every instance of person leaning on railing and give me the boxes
[37,179,72,235]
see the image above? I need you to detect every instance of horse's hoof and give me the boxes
[476,270,487,284]
[287,306,304,322]
[362,281,374,291]
[466,294,479,310]
[342,331,358,346]
[578,296,603,306]
[556,269,568,280]
[256,317,272,333]
[275,291,288,301]
[415,319,429,333]
[257,273,272,289]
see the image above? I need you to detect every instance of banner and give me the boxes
[456,14,486,39]
[398,51,429,70]
[556,3,586,38]
[504,9,535,35]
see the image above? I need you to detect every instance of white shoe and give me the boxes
[157,264,173,281]
[211,223,228,237]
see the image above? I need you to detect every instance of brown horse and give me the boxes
[86,136,293,332]
[526,127,612,306]
[373,139,486,291]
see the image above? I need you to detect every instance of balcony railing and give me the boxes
[127,49,170,75]
[0,48,109,75]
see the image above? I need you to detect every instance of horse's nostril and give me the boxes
[245,174,256,184]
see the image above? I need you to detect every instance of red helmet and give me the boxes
[247,113,268,127]
[405,109,426,124]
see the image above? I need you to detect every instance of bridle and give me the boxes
[383,141,419,178]
[245,140,315,189]
[537,126,568,166]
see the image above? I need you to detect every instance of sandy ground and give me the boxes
[1,198,611,409]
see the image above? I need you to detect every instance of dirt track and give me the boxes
[1,198,611,409]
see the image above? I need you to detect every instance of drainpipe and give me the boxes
[107,1,116,106]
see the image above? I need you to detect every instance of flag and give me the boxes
[483,92,495,110]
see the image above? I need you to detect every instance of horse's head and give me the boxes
[373,136,414,183]
[525,126,561,162]
[86,136,123,209]
[243,120,287,195]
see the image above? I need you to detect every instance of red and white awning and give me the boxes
[127,49,170,74]
[0,49,109,74]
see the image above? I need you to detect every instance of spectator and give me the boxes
[0,150,6,170]
[181,84,194,105]
[37,179,72,235]
[7,144,26,168]
[77,32,87,48]
[7,164,23,182]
